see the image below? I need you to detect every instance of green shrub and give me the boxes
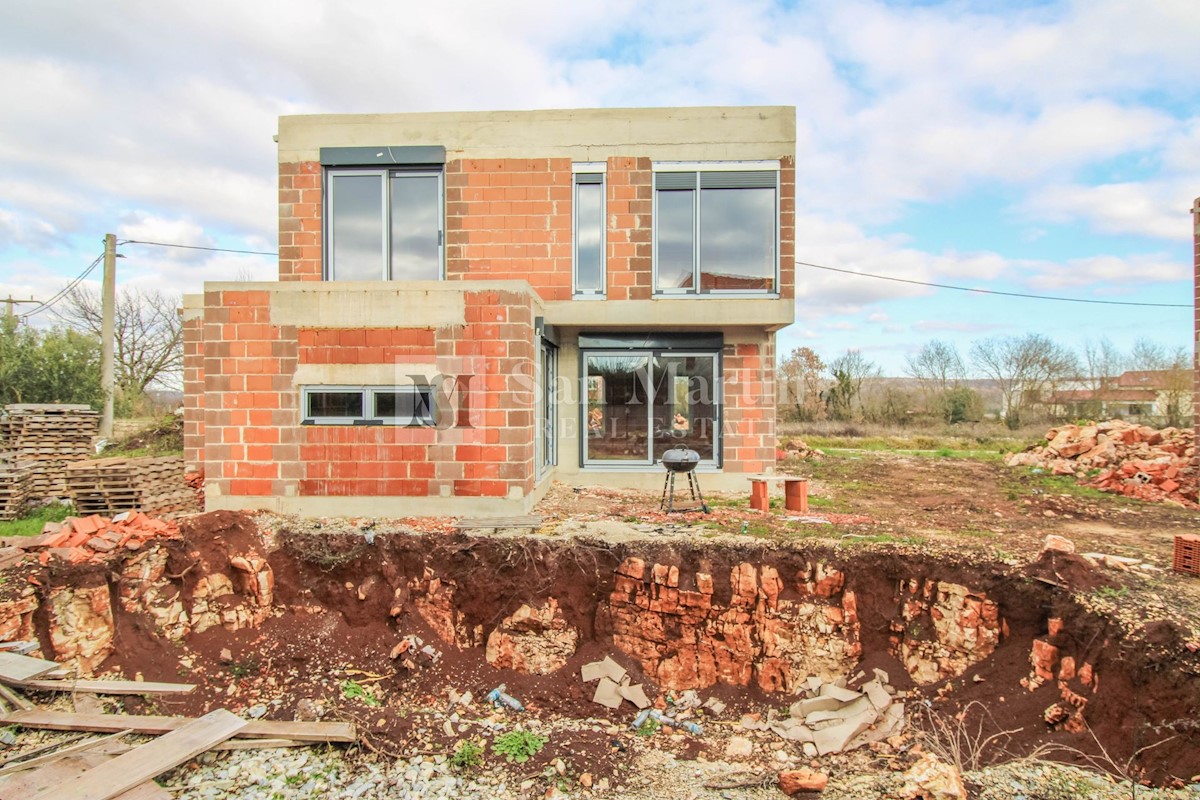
[451,739,485,770]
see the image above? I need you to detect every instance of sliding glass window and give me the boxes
[326,169,444,281]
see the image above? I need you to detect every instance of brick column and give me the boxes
[1193,197,1199,467]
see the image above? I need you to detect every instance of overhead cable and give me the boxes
[796,260,1191,309]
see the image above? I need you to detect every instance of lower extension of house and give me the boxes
[183,106,797,516]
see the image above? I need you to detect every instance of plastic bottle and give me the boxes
[486,684,524,712]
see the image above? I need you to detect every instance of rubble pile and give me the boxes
[65,455,201,518]
[3,510,180,566]
[0,403,98,499]
[1005,421,1197,506]
[742,671,905,757]
[778,438,824,460]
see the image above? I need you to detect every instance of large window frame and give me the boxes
[572,162,607,297]
[324,167,445,281]
[300,385,436,427]
[651,161,780,296]
[581,348,722,469]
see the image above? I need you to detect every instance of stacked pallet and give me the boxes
[0,458,35,520]
[0,404,98,499]
[64,456,200,518]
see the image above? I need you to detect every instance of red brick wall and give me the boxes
[201,289,299,496]
[1193,197,1199,467]
[198,288,537,501]
[278,155,795,301]
[445,159,573,300]
[722,334,777,474]
[780,157,796,300]
[606,157,654,300]
[279,161,322,281]
[182,314,205,473]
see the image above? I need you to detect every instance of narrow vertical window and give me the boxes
[573,164,606,296]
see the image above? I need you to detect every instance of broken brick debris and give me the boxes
[1006,420,1197,507]
[8,512,181,567]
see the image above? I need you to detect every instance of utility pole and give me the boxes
[2,296,39,322]
[100,233,117,438]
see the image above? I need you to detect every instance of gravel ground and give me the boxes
[149,742,1200,800]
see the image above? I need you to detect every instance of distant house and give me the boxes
[1049,369,1192,426]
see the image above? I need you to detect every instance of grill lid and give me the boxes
[661,446,701,472]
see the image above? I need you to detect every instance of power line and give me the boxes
[119,239,278,257]
[21,253,105,319]
[796,260,1191,309]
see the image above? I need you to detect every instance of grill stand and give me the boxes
[660,469,709,514]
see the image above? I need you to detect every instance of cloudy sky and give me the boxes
[1,0,1195,375]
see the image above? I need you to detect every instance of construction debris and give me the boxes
[1,511,180,566]
[580,655,653,711]
[763,674,904,756]
[1006,420,1197,507]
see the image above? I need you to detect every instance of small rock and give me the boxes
[725,736,754,760]
[778,767,829,795]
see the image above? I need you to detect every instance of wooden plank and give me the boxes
[15,678,195,696]
[455,515,543,529]
[0,754,168,800]
[0,729,132,777]
[0,652,60,682]
[211,737,307,751]
[1,709,357,743]
[0,684,33,712]
[27,708,246,800]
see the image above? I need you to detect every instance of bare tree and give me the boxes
[906,340,965,393]
[826,349,879,421]
[55,286,184,400]
[970,334,1078,429]
[777,346,826,421]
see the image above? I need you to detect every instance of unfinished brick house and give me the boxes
[183,107,796,515]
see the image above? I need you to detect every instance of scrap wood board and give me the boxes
[0,754,168,800]
[14,678,195,695]
[0,652,61,683]
[1,709,357,742]
[26,709,247,800]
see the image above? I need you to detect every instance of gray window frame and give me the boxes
[324,168,445,281]
[580,348,722,469]
[301,385,436,426]
[572,162,607,298]
[651,161,780,296]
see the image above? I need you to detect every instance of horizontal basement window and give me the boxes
[301,386,435,426]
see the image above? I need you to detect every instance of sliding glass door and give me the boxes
[583,350,719,466]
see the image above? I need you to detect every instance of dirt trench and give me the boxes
[6,509,1200,787]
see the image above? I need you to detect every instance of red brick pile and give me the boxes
[15,512,181,566]
[1006,421,1196,507]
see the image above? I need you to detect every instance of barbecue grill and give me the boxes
[660,446,709,513]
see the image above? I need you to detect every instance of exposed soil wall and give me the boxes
[3,510,1198,786]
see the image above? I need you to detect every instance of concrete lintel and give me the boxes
[543,298,793,330]
[278,106,796,164]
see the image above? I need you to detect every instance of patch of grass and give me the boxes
[340,679,381,707]
[450,739,485,771]
[961,528,998,539]
[0,502,73,537]
[1093,585,1129,601]
[492,729,547,764]
[1006,471,1112,501]
[840,533,926,547]
[227,659,260,679]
